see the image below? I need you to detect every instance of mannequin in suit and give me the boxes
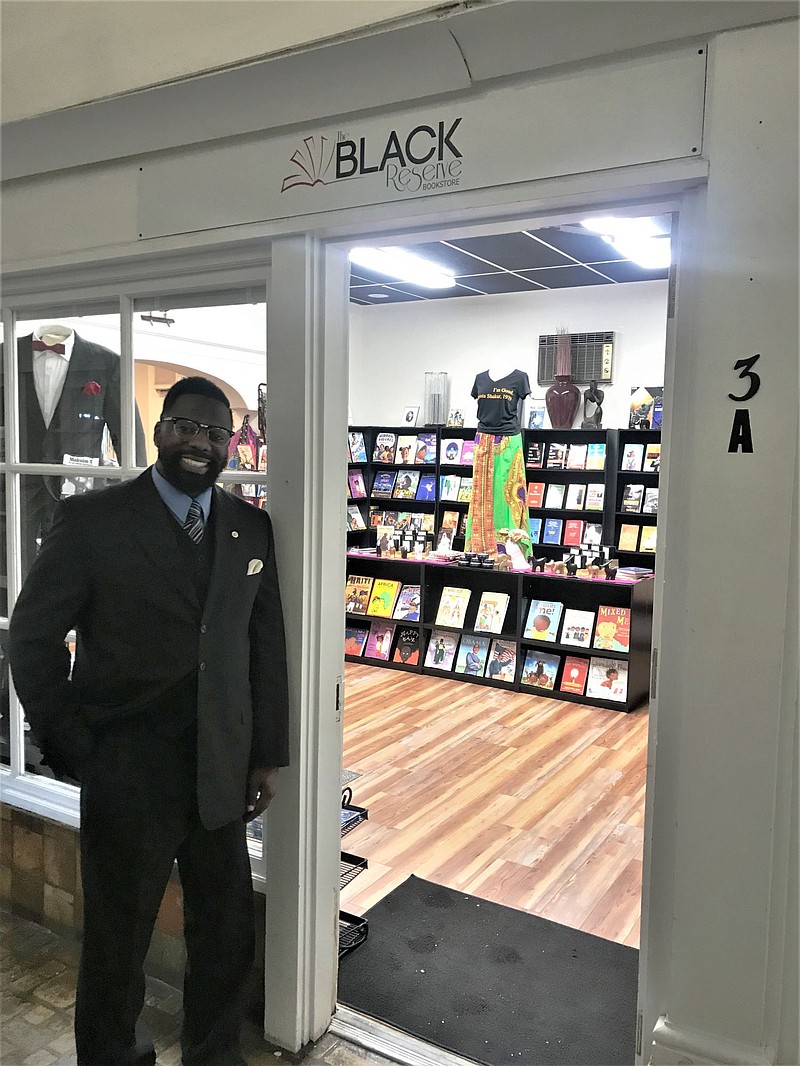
[9,377,289,1066]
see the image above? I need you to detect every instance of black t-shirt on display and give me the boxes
[471,369,531,435]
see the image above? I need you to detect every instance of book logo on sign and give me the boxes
[281,119,464,194]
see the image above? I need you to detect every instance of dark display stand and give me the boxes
[614,428,661,567]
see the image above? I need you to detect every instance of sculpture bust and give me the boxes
[581,379,605,428]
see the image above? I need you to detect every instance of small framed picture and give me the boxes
[446,407,465,428]
[401,405,420,426]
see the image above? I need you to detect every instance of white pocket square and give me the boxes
[247,559,264,576]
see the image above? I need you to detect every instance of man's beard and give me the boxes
[157,451,226,496]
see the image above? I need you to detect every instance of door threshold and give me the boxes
[331,1005,477,1066]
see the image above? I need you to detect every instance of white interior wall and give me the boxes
[348,279,668,427]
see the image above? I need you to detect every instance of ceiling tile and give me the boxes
[448,231,573,270]
[533,226,627,263]
[461,272,545,295]
[517,265,614,288]
[408,240,502,277]
[590,260,669,283]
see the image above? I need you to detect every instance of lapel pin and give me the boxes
[231,531,239,538]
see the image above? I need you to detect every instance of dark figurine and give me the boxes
[532,556,547,572]
[565,557,579,576]
[581,379,605,429]
[604,560,619,581]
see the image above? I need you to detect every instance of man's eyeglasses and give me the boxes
[160,417,234,446]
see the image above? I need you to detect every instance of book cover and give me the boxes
[435,586,472,628]
[454,634,491,677]
[348,431,368,463]
[560,655,589,695]
[395,435,418,465]
[459,512,469,537]
[642,487,660,514]
[621,443,644,471]
[643,443,662,472]
[546,442,568,469]
[621,484,644,513]
[629,386,663,430]
[344,626,369,657]
[586,656,629,702]
[639,525,658,552]
[523,599,564,641]
[593,605,631,652]
[368,578,402,617]
[567,443,587,470]
[446,408,465,428]
[486,639,517,683]
[393,584,422,621]
[440,510,459,532]
[348,469,367,498]
[415,474,436,501]
[585,443,607,470]
[474,591,511,634]
[364,621,396,661]
[526,441,544,468]
[440,438,463,464]
[418,512,436,534]
[544,483,566,509]
[415,433,437,464]
[563,519,585,546]
[345,575,373,615]
[425,629,458,670]
[371,470,397,498]
[369,509,384,527]
[618,524,640,551]
[372,432,397,464]
[527,482,545,508]
[346,505,366,531]
[527,401,546,429]
[459,439,476,466]
[583,522,603,546]
[542,519,563,545]
[439,474,461,501]
[565,482,586,510]
[528,517,542,544]
[456,477,473,503]
[521,649,560,689]
[561,608,596,648]
[392,627,421,665]
[393,470,421,499]
[585,483,606,510]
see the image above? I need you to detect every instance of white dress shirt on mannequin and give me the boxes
[32,324,75,428]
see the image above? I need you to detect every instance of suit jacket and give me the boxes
[8,470,290,830]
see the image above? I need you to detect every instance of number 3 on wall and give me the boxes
[728,354,761,402]
[728,353,760,453]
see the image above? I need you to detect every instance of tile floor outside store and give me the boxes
[0,907,395,1066]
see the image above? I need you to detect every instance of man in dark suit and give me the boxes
[9,376,289,1066]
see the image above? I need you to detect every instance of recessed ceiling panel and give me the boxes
[448,232,573,270]
[517,266,614,288]
[594,261,669,283]
[535,226,627,264]
[462,272,545,295]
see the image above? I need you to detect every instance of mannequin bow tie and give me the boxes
[32,339,66,354]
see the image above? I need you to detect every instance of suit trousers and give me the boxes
[76,714,255,1066]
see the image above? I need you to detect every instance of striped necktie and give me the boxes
[183,499,205,544]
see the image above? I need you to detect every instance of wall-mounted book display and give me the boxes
[613,429,661,567]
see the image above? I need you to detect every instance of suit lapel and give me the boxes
[127,470,199,610]
[17,335,46,461]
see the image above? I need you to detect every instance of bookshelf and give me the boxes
[614,429,661,567]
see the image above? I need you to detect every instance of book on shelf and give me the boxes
[368,578,402,618]
[563,519,585,546]
[523,599,564,641]
[526,441,544,468]
[395,435,418,464]
[474,591,511,634]
[447,408,465,428]
[565,482,587,510]
[369,509,385,527]
[629,386,663,430]
[344,626,369,657]
[375,526,394,553]
[560,655,589,695]
[393,470,421,499]
[639,525,658,552]
[371,470,397,498]
[435,527,455,553]
[440,438,463,464]
[585,443,607,470]
[415,474,436,501]
[583,522,603,546]
[440,510,459,532]
[392,584,422,621]
[567,443,587,470]
[425,629,459,670]
[643,443,662,472]
[486,639,517,683]
[618,523,640,551]
[416,511,436,534]
[456,477,473,503]
[364,621,396,661]
[345,575,373,615]
[348,431,368,463]
[373,432,397,463]
[621,483,644,513]
[527,482,545,508]
[561,608,596,648]
[617,565,654,579]
[392,627,421,665]
[415,433,438,464]
[459,512,469,538]
[346,505,366,532]
[621,443,644,471]
[439,474,461,501]
[521,649,560,690]
[585,483,605,510]
[348,470,367,498]
[593,605,631,653]
[527,400,546,429]
[542,518,563,544]
[586,656,628,702]
[546,442,568,469]
[528,517,542,544]
[436,586,472,628]
[460,439,476,465]
[544,482,566,508]
[454,634,491,677]
[642,487,659,514]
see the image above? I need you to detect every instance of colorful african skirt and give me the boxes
[465,432,528,556]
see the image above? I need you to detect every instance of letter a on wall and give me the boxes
[728,409,754,453]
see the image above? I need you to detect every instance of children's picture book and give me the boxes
[544,482,566,509]
[371,470,397,498]
[393,584,422,621]
[425,629,458,670]
[393,470,421,499]
[642,487,660,514]
[344,626,369,657]
[364,621,396,661]
[567,443,587,470]
[527,400,546,429]
[346,505,367,531]
[643,443,662,472]
[392,627,421,665]
[395,435,419,465]
[446,408,465,428]
[435,586,472,628]
[585,443,607,470]
[456,477,473,503]
[369,509,384,527]
[593,605,631,653]
[373,432,397,463]
[521,649,560,690]
[459,438,476,466]
[621,483,644,513]
[542,518,563,544]
[345,575,373,615]
[639,525,658,552]
[454,634,491,677]
[563,519,585,546]
[348,469,367,498]
[523,599,564,641]
[561,608,596,648]
[440,510,459,532]
[348,431,368,463]
[440,438,463,464]
[585,483,605,510]
[618,524,640,551]
[621,443,644,471]
[439,474,461,501]
[583,522,603,546]
[560,655,589,695]
[586,656,629,702]
[368,578,402,618]
[415,433,438,464]
[526,441,544,468]
[546,442,568,469]
[416,474,436,501]
[528,517,542,544]
[474,591,511,634]
[486,639,517,683]
[629,386,663,430]
[527,482,545,508]
[565,482,586,510]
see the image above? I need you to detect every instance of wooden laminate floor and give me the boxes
[340,663,648,948]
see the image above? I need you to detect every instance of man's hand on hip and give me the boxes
[245,767,279,821]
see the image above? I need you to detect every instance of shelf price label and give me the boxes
[727,353,760,453]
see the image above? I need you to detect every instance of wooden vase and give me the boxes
[545,375,581,429]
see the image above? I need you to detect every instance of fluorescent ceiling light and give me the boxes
[350,246,456,289]
[580,216,671,270]
[367,293,389,299]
